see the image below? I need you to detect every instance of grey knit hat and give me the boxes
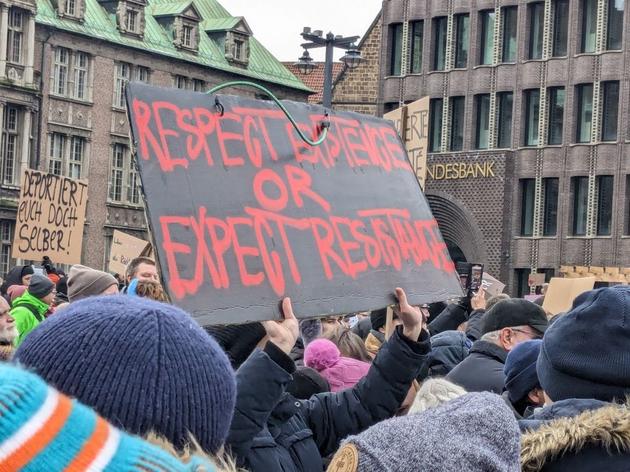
[67,265,118,302]
[28,274,55,299]
[330,392,520,472]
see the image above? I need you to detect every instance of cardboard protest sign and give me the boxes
[481,273,506,298]
[125,83,463,325]
[542,277,596,315]
[12,169,88,265]
[108,230,151,275]
[383,97,430,188]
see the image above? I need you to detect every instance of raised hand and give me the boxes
[262,297,300,354]
[395,287,424,342]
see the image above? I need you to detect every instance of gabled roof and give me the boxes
[283,62,344,104]
[204,16,251,35]
[150,1,199,19]
[35,0,311,92]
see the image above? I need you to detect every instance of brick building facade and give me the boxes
[379,0,630,295]
[1,0,309,274]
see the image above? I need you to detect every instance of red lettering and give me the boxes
[252,169,289,212]
[160,216,196,299]
[243,115,263,168]
[216,112,245,167]
[330,216,367,278]
[227,217,264,286]
[204,216,231,289]
[309,217,348,280]
[284,164,331,213]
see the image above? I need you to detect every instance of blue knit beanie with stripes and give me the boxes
[0,363,214,471]
[13,296,236,454]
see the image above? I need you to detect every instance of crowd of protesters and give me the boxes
[0,256,628,471]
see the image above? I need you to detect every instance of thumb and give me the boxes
[395,287,408,308]
[281,297,297,321]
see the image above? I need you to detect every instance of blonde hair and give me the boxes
[408,378,467,415]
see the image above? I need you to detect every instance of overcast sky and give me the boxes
[222,1,382,62]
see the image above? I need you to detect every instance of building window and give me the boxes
[520,179,536,236]
[0,221,14,277]
[0,106,20,185]
[581,0,597,53]
[528,2,545,60]
[572,176,589,236]
[126,8,139,34]
[114,62,130,108]
[429,98,443,152]
[389,23,403,75]
[543,178,559,236]
[48,134,85,178]
[607,0,624,50]
[450,96,465,151]
[134,66,150,83]
[182,24,193,48]
[596,175,613,235]
[454,14,469,68]
[192,79,205,92]
[65,0,76,16]
[601,81,619,142]
[497,92,513,148]
[49,133,65,176]
[53,48,70,96]
[7,9,24,64]
[479,10,495,65]
[502,6,518,63]
[576,84,593,143]
[475,94,490,149]
[433,17,448,71]
[625,175,630,235]
[410,21,423,73]
[109,144,140,205]
[53,48,90,100]
[524,89,540,146]
[552,0,569,56]
[548,87,565,145]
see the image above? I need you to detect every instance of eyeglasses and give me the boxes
[511,328,543,340]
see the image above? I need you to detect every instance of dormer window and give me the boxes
[205,17,252,66]
[152,2,201,52]
[55,0,85,20]
[97,0,146,37]
[126,8,139,33]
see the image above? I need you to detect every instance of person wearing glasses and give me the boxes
[446,299,548,394]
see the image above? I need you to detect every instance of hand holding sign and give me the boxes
[395,287,425,342]
[262,298,300,354]
[471,289,487,311]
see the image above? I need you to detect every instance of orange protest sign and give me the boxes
[542,277,596,315]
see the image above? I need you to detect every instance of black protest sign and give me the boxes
[13,169,88,265]
[126,83,463,325]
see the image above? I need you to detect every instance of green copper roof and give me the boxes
[204,17,241,33]
[35,0,311,92]
[149,1,195,18]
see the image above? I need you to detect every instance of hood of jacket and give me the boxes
[12,291,50,316]
[519,398,609,432]
[521,399,630,472]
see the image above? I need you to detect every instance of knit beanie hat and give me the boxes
[481,299,549,335]
[0,363,214,471]
[369,308,387,331]
[330,392,520,472]
[27,274,55,299]
[285,367,330,400]
[504,339,542,404]
[13,296,236,454]
[408,378,467,415]
[304,338,371,392]
[20,265,34,278]
[299,318,322,345]
[67,265,119,302]
[537,286,630,402]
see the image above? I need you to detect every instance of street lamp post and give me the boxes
[294,27,364,109]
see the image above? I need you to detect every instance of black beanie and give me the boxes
[28,274,55,299]
[20,265,34,278]
[370,308,387,331]
[205,322,266,369]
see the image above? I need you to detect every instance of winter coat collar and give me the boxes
[469,340,508,363]
[520,399,630,472]
[519,398,609,432]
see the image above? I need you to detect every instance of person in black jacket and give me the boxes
[446,299,547,394]
[226,287,430,472]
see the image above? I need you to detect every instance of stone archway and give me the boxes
[425,191,488,266]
